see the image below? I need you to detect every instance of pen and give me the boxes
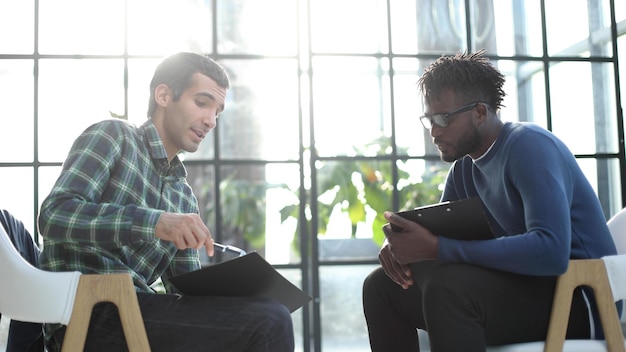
[213,242,247,256]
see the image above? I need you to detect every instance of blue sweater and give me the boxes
[439,122,617,275]
[437,122,619,338]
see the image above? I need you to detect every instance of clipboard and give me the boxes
[169,252,312,313]
[391,197,495,240]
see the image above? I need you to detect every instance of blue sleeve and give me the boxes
[438,132,583,276]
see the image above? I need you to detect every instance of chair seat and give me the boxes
[487,340,615,352]
[418,329,623,351]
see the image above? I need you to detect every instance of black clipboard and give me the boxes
[169,252,312,313]
[391,197,495,240]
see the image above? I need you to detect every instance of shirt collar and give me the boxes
[140,120,187,179]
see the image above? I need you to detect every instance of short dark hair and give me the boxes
[418,49,506,111]
[147,52,230,118]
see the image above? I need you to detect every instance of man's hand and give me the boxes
[378,239,414,289]
[378,211,439,289]
[155,212,215,257]
[383,211,438,264]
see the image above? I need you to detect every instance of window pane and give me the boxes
[189,163,301,264]
[0,60,34,162]
[576,158,622,217]
[187,59,300,161]
[392,58,433,157]
[39,0,125,55]
[545,0,612,57]
[312,57,391,157]
[217,0,298,55]
[319,265,375,351]
[128,0,213,55]
[499,60,547,128]
[127,58,162,126]
[389,0,418,54]
[490,0,543,57]
[397,159,448,210]
[311,0,388,54]
[395,0,467,54]
[186,163,216,267]
[278,268,305,352]
[38,59,125,162]
[0,0,34,54]
[0,167,35,235]
[549,62,618,154]
[39,166,62,206]
[315,160,397,252]
[266,163,301,265]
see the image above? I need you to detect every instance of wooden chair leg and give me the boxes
[544,260,625,352]
[61,274,151,352]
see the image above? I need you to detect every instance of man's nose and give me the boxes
[430,124,443,137]
[203,113,217,129]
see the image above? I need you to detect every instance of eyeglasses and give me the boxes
[419,101,485,129]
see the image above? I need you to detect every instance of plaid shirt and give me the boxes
[39,118,201,294]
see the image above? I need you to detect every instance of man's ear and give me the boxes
[154,84,171,108]
[474,102,489,124]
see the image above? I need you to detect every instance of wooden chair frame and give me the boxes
[61,273,151,352]
[543,259,625,352]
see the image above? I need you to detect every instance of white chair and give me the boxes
[0,224,151,351]
[418,208,626,352]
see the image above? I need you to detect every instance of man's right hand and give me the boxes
[155,212,215,257]
[378,238,413,289]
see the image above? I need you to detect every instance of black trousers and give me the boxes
[362,261,590,352]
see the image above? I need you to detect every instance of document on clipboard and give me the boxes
[169,252,312,313]
[391,197,495,240]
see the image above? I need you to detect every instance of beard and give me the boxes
[439,125,481,162]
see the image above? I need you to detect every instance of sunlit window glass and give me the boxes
[38,59,125,162]
[0,60,34,162]
[217,0,298,55]
[39,0,125,55]
[392,58,428,156]
[312,56,391,157]
[0,1,34,54]
[188,59,301,161]
[545,0,612,57]
[0,167,34,234]
[310,0,389,54]
[490,0,543,57]
[127,58,162,126]
[549,61,618,154]
[127,0,213,55]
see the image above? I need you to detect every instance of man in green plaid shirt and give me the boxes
[38,52,294,352]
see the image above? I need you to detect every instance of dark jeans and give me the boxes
[48,293,294,352]
[362,261,590,352]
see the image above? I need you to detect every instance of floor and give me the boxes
[0,316,624,352]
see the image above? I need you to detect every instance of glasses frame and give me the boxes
[419,101,486,129]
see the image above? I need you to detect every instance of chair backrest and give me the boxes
[607,208,626,255]
[602,255,626,302]
[605,207,626,324]
[0,224,81,325]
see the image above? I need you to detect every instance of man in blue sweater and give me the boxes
[362,50,618,351]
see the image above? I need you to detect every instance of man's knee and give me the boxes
[254,300,294,350]
[362,267,395,306]
[363,267,386,291]
[258,299,293,336]
[421,264,482,317]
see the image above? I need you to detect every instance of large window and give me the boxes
[0,1,625,351]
